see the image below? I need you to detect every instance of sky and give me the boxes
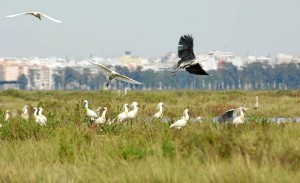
[1,0,299,59]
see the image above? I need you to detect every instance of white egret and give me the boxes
[33,107,46,126]
[217,107,249,127]
[114,103,130,123]
[21,105,29,121]
[89,61,142,87]
[5,110,12,121]
[153,102,165,119]
[126,102,140,121]
[83,100,98,121]
[6,11,62,23]
[93,107,107,131]
[253,96,259,110]
[38,107,47,123]
[172,34,214,76]
[170,109,190,129]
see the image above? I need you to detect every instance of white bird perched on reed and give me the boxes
[114,103,130,123]
[5,110,12,122]
[94,107,107,131]
[253,96,259,110]
[21,105,30,121]
[89,61,142,87]
[83,100,98,121]
[33,107,46,126]
[153,102,166,119]
[216,107,249,127]
[38,107,47,123]
[170,109,190,129]
[6,11,62,23]
[172,34,214,76]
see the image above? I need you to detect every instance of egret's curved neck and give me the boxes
[84,103,88,109]
[102,109,107,118]
[159,106,163,113]
[124,106,129,113]
[34,109,38,116]
[195,55,211,63]
[38,109,43,115]
[184,111,189,120]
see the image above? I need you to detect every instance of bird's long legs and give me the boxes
[171,67,180,76]
[106,78,111,87]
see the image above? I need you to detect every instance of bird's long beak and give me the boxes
[243,109,250,117]
[138,105,145,111]
[164,106,169,111]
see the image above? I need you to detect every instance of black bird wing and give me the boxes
[177,34,196,66]
[185,64,209,75]
[216,109,235,123]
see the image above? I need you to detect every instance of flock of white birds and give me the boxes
[1,94,259,130]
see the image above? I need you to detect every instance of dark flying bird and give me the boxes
[89,61,142,87]
[6,11,62,23]
[172,34,214,76]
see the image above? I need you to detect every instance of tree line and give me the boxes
[18,62,300,90]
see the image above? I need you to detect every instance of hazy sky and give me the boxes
[1,0,299,59]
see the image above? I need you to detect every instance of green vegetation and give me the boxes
[0,90,299,182]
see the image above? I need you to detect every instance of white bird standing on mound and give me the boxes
[170,109,190,129]
[172,34,214,76]
[153,102,165,119]
[89,61,142,87]
[38,107,47,123]
[253,96,259,110]
[21,105,29,121]
[83,100,98,121]
[6,11,62,23]
[33,107,46,126]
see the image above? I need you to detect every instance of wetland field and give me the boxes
[0,89,299,182]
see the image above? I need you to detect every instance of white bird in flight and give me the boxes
[170,109,191,129]
[89,61,142,87]
[6,11,62,23]
[172,34,214,76]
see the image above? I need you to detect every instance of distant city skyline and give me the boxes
[1,0,300,59]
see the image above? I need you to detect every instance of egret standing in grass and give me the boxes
[170,109,190,129]
[253,96,259,110]
[126,102,140,121]
[89,61,142,87]
[38,107,47,123]
[33,107,46,126]
[6,11,62,23]
[114,103,130,123]
[93,107,107,131]
[21,105,29,121]
[5,110,12,122]
[153,102,166,119]
[172,34,214,76]
[217,107,249,127]
[83,100,98,121]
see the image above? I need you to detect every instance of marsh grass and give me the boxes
[0,90,299,182]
